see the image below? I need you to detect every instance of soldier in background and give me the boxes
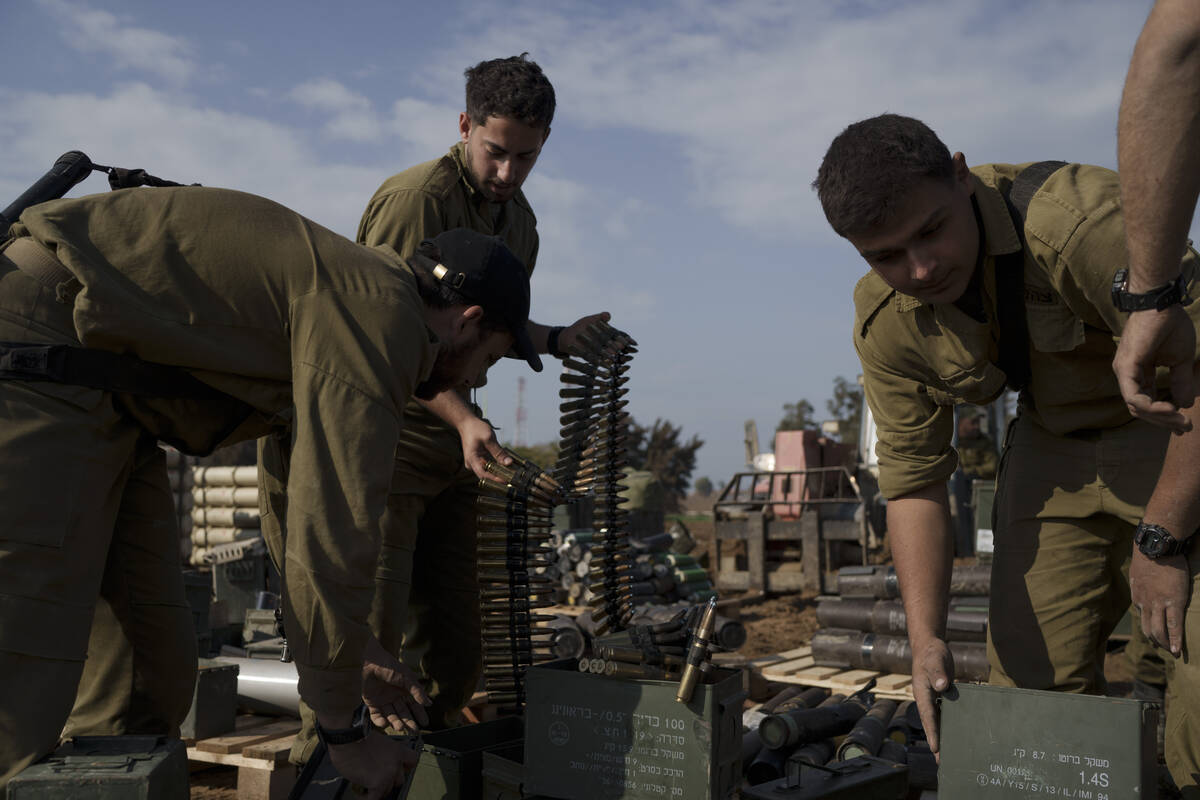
[950,410,996,556]
[260,54,610,763]
[0,187,541,797]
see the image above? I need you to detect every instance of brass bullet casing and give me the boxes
[477,513,553,530]
[476,569,553,584]
[595,644,646,664]
[476,546,555,562]
[577,658,592,673]
[475,494,553,519]
[477,556,552,572]
[481,611,559,623]
[478,598,557,612]
[593,320,638,348]
[676,596,717,704]
[604,661,671,680]
[481,625,555,639]
[479,585,543,601]
[485,691,523,703]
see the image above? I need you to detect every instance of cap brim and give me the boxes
[512,327,543,372]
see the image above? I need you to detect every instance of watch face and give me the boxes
[1144,530,1167,557]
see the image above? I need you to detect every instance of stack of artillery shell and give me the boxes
[189,466,261,566]
[553,321,637,637]
[743,690,938,792]
[476,451,565,707]
[810,564,991,682]
[548,530,717,606]
[161,445,195,560]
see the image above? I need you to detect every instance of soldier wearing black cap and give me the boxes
[0,186,539,797]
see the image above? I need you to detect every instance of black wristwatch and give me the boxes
[315,703,370,746]
[1111,269,1192,312]
[1134,522,1190,559]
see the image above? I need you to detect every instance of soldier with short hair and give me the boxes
[261,54,609,763]
[816,113,1200,790]
[0,186,542,796]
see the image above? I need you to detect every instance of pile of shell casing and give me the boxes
[579,605,693,681]
[811,565,991,682]
[476,449,566,707]
[548,530,717,606]
[189,465,262,566]
[553,321,637,636]
[742,688,936,792]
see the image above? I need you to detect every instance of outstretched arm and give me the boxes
[888,482,955,758]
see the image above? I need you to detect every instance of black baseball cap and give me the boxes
[424,228,542,372]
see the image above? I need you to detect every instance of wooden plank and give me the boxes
[790,665,842,681]
[829,669,880,690]
[241,735,297,764]
[875,674,913,694]
[195,719,301,755]
[761,654,816,677]
[238,763,297,800]
[748,646,811,669]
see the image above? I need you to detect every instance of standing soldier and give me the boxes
[815,114,1200,791]
[0,186,542,798]
[260,54,610,763]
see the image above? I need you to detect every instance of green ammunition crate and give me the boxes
[481,744,524,800]
[407,717,524,800]
[179,659,238,740]
[939,683,1157,798]
[6,736,188,799]
[523,659,746,800]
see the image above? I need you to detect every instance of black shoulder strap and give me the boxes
[995,160,1068,392]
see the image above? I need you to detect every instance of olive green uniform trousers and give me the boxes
[989,413,1200,793]
[0,263,196,789]
[261,423,482,764]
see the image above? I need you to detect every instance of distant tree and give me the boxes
[627,418,704,512]
[777,399,816,434]
[826,376,864,446]
[694,476,714,497]
[505,441,558,470]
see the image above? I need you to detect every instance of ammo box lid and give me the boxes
[939,683,1157,798]
[6,736,188,799]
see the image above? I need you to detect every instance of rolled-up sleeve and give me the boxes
[282,288,429,717]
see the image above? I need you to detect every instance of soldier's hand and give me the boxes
[1130,549,1190,658]
[1113,307,1196,433]
[559,311,612,355]
[326,729,417,799]
[362,636,431,733]
[458,415,509,482]
[910,636,954,760]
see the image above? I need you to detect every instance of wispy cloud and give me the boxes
[36,0,197,85]
[449,0,1144,243]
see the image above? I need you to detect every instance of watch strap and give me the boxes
[1111,269,1191,312]
[315,703,369,745]
[1135,522,1189,558]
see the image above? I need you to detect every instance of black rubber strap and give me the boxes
[0,341,213,397]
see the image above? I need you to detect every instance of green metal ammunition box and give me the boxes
[740,755,908,799]
[939,683,1157,799]
[6,736,188,799]
[179,659,238,740]
[481,745,524,800]
[407,717,524,800]
[523,659,746,800]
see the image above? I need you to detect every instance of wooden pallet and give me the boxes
[187,715,300,800]
[741,646,915,701]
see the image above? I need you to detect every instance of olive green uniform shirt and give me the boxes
[11,187,438,716]
[854,163,1200,499]
[358,142,539,452]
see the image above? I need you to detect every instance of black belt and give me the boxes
[0,341,215,398]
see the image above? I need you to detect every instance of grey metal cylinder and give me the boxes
[816,598,987,642]
[811,628,989,682]
[836,564,990,598]
[212,655,299,716]
[835,698,898,760]
[758,695,868,751]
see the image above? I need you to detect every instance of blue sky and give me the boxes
[0,0,1158,486]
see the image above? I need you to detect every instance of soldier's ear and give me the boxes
[459,112,473,143]
[453,304,485,339]
[952,152,973,194]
